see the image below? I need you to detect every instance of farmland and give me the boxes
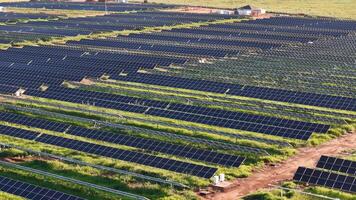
[0,1,354,200]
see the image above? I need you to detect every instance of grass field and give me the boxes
[149,0,356,19]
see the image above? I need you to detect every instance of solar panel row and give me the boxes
[24,86,329,140]
[0,123,218,178]
[0,84,20,94]
[0,2,175,12]
[0,12,58,23]
[0,176,84,200]
[112,73,356,112]
[208,23,349,37]
[293,167,356,193]
[0,11,238,39]
[249,16,356,31]
[317,156,356,176]
[0,111,245,167]
[37,134,218,178]
[69,39,232,58]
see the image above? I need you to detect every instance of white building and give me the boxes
[237,5,266,16]
[215,9,235,15]
[0,6,4,12]
[237,5,253,16]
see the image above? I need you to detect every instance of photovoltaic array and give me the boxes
[0,123,218,178]
[317,156,356,176]
[293,156,356,193]
[293,167,356,193]
[0,176,84,200]
[0,11,238,40]
[0,2,176,11]
[0,111,245,168]
[0,9,355,197]
[24,86,329,140]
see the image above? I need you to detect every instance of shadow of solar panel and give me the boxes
[0,176,84,200]
[293,167,356,193]
[317,156,356,176]
[35,134,217,178]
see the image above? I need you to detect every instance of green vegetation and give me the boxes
[0,164,126,200]
[0,192,25,200]
[0,136,195,199]
[306,187,356,200]
[244,182,356,200]
[149,0,356,20]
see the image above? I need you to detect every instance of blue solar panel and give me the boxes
[0,123,218,178]
[0,176,84,200]
[317,156,356,176]
[35,134,218,178]
[0,111,245,167]
[293,167,356,193]
[112,73,356,112]
[24,86,329,140]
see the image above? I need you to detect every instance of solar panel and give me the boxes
[0,123,217,178]
[0,175,84,200]
[35,134,218,178]
[112,73,356,112]
[0,124,39,140]
[0,112,70,132]
[293,167,356,193]
[317,156,356,176]
[0,84,18,94]
[26,86,329,140]
[67,126,245,167]
[0,111,245,167]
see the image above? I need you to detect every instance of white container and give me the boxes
[219,173,225,182]
[213,176,219,184]
[237,9,252,16]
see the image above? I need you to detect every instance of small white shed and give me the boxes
[236,5,254,16]
[215,10,235,15]
[237,5,266,16]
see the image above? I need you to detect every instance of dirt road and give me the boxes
[209,132,356,200]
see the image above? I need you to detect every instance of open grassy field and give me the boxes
[149,0,356,19]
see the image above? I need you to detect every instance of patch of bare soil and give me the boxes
[1,156,54,163]
[205,132,356,200]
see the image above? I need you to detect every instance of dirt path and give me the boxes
[208,132,356,200]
